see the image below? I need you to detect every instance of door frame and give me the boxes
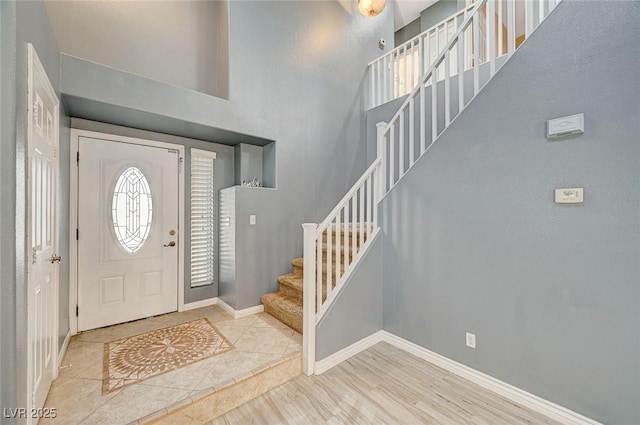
[26,43,60,417]
[69,129,186,335]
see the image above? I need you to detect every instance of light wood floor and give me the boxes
[208,342,561,425]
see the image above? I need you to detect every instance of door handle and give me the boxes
[163,241,176,247]
[50,254,62,264]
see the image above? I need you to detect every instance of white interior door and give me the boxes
[27,44,59,421]
[77,137,179,331]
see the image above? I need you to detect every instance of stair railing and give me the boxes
[302,157,382,374]
[303,0,561,375]
[378,0,560,194]
[369,0,561,110]
[368,2,476,109]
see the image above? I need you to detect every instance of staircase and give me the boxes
[261,0,561,375]
[261,227,369,334]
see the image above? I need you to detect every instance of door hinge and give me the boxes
[76,228,79,240]
[76,151,80,164]
[76,305,79,317]
[179,156,183,174]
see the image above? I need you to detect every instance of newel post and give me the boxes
[302,223,318,376]
[375,122,388,227]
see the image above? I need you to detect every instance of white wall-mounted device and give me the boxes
[555,188,584,204]
[547,113,584,139]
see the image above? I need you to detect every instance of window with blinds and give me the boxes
[190,148,217,287]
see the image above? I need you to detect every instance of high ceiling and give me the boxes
[393,0,439,30]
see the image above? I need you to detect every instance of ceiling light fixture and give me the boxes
[358,0,386,17]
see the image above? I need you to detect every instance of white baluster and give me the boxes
[498,0,504,56]
[366,174,372,236]
[351,194,357,259]
[419,85,426,154]
[376,122,387,214]
[458,34,465,116]
[473,13,480,95]
[326,221,332,299]
[302,223,317,376]
[344,201,350,268]
[335,209,341,285]
[404,46,409,95]
[444,50,451,126]
[384,55,389,104]
[389,124,395,188]
[359,186,364,248]
[409,98,415,165]
[526,0,534,38]
[316,235,322,312]
[418,37,424,81]
[399,111,405,177]
[507,0,515,55]
[488,0,496,78]
[432,65,438,143]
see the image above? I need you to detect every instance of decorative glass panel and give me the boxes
[112,167,153,253]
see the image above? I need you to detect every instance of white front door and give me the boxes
[27,44,59,420]
[77,137,180,331]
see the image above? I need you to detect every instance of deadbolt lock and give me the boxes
[169,230,176,236]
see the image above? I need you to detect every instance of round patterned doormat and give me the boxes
[103,318,233,394]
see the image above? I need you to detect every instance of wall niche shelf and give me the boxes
[234,142,276,189]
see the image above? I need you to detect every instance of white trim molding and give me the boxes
[314,330,601,425]
[314,330,385,375]
[217,299,264,319]
[56,330,72,376]
[381,332,602,425]
[179,297,218,312]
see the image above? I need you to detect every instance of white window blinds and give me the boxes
[190,148,217,287]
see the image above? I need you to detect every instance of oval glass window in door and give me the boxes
[111,167,153,253]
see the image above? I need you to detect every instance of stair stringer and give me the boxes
[315,229,383,362]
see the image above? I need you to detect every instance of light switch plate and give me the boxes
[249,215,256,225]
[555,188,584,204]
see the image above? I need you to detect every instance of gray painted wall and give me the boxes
[219,187,236,308]
[0,0,18,415]
[316,232,383,360]
[420,0,463,33]
[59,1,394,306]
[394,17,421,46]
[395,0,466,46]
[70,118,236,304]
[0,0,69,417]
[380,2,639,424]
[219,186,283,310]
[234,143,264,186]
[44,1,226,98]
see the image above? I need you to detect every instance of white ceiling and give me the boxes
[393,0,439,31]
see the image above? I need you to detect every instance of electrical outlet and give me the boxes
[249,215,256,225]
[466,332,476,349]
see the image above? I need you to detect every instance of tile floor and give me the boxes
[41,305,301,425]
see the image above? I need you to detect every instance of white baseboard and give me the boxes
[56,330,72,375]
[180,297,218,312]
[312,330,600,425]
[314,330,385,374]
[217,298,264,319]
[380,332,602,425]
